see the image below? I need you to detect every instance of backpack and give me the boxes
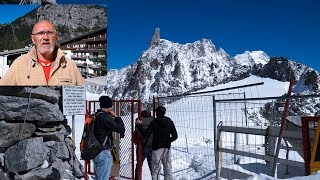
[80,112,108,160]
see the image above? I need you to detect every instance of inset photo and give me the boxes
[0,3,107,85]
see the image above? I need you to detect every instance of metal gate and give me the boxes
[84,99,141,180]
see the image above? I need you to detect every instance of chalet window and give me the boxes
[67,44,70,48]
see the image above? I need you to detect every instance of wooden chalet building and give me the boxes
[60,27,107,78]
[0,47,31,79]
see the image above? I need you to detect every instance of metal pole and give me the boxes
[234,132,237,164]
[244,92,248,126]
[1,56,4,78]
[270,80,294,177]
[284,140,289,175]
[185,134,189,153]
[243,92,249,145]
[72,115,75,145]
[215,124,222,180]
[213,95,217,153]
[213,95,220,179]
[272,101,275,126]
[136,100,142,180]
[71,115,75,177]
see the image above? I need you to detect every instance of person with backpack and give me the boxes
[136,106,178,180]
[93,96,125,180]
[134,109,154,180]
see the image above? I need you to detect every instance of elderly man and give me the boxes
[0,20,83,85]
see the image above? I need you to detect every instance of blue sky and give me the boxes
[0,0,319,71]
[0,5,38,24]
[106,0,320,70]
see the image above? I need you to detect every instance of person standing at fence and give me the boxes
[93,96,125,180]
[136,106,178,180]
[134,109,154,180]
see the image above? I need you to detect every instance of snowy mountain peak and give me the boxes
[86,34,319,106]
[142,38,230,65]
[234,50,269,66]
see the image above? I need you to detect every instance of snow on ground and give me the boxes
[68,75,317,179]
[248,171,320,180]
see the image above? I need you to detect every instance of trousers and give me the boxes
[93,149,113,180]
[151,148,173,180]
[135,146,153,180]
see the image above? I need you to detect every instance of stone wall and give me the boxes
[0,87,83,179]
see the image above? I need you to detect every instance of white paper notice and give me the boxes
[62,86,86,116]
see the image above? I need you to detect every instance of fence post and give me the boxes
[243,92,249,145]
[270,80,294,177]
[213,95,220,179]
[267,127,277,175]
[215,123,222,179]
[185,134,189,153]
[213,95,217,152]
[234,132,237,164]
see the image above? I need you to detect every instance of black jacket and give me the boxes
[135,116,154,147]
[138,115,178,150]
[94,109,125,149]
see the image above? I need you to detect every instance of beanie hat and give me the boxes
[141,109,151,117]
[156,106,166,116]
[99,96,113,108]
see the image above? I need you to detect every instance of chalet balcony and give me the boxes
[75,62,101,70]
[71,55,105,60]
[71,55,87,59]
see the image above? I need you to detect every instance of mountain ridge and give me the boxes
[86,34,319,104]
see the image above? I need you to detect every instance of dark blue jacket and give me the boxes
[94,109,125,149]
[138,115,178,150]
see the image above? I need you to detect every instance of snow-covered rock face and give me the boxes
[111,38,238,101]
[87,38,319,104]
[256,56,319,92]
[234,50,269,66]
[88,39,226,101]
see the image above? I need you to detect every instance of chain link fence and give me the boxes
[85,100,141,179]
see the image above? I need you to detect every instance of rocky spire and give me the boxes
[150,27,160,47]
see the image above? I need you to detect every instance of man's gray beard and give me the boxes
[38,45,55,57]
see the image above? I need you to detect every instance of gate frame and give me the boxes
[83,99,142,180]
[301,116,319,175]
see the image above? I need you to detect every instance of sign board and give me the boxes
[62,86,86,116]
[310,119,320,173]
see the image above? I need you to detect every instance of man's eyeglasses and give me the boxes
[31,30,56,36]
